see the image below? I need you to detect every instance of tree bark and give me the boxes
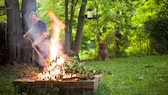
[73,0,87,57]
[65,0,78,56]
[22,0,36,31]
[64,0,71,56]
[21,0,36,63]
[5,0,23,63]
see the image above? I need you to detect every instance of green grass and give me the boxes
[85,55,168,95]
[0,55,168,95]
[0,65,16,95]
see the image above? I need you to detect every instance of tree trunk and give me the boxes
[22,0,36,31]
[21,0,36,63]
[65,0,78,56]
[5,0,24,64]
[64,0,71,56]
[115,27,122,57]
[73,0,87,57]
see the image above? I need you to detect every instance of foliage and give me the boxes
[144,16,168,54]
[0,66,16,95]
[36,0,65,35]
[2,0,168,60]
[83,0,151,58]
[142,0,168,55]
[64,56,100,79]
[0,0,6,23]
[35,0,168,58]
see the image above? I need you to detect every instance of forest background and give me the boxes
[0,0,168,64]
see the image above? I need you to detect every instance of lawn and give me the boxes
[0,55,168,95]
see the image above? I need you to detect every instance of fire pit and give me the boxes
[13,11,102,95]
[13,56,102,94]
[13,74,102,95]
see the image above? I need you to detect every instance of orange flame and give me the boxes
[37,11,66,80]
[48,11,66,61]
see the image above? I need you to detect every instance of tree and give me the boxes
[73,0,87,57]
[64,0,70,55]
[3,0,168,63]
[22,0,36,31]
[21,0,36,63]
[144,0,168,54]
[5,0,23,63]
[5,0,37,64]
[39,0,88,58]
[64,0,78,56]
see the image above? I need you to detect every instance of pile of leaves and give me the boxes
[64,57,102,80]
[5,57,102,80]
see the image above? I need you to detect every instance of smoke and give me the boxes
[27,28,41,42]
[21,0,36,29]
[25,12,50,63]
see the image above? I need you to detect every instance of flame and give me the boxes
[48,11,66,61]
[37,11,67,80]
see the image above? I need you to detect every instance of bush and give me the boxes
[144,16,168,54]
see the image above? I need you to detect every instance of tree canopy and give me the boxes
[0,0,168,62]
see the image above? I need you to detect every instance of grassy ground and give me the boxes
[85,55,168,95]
[0,65,16,95]
[0,55,168,95]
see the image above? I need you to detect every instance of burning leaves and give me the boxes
[36,11,67,80]
[38,56,100,81]
[36,11,99,81]
[19,11,101,81]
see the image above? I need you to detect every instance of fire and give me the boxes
[37,11,69,81]
[48,11,66,61]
